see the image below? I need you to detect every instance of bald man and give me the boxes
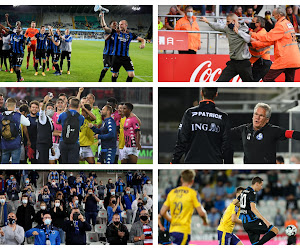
[0,212,25,244]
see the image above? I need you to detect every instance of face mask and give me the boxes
[138,202,143,207]
[8,218,16,224]
[70,173,73,176]
[52,182,56,186]
[74,200,79,205]
[10,177,14,180]
[55,203,60,207]
[46,109,54,117]
[22,199,28,204]
[250,22,256,30]
[143,197,147,202]
[228,23,235,30]
[112,200,116,204]
[0,199,6,204]
[73,212,80,221]
[140,215,148,221]
[186,12,193,17]
[111,192,115,196]
[44,219,52,225]
[114,221,120,226]
[40,206,46,210]
[126,191,130,194]
[25,180,29,184]
[88,192,93,195]
[147,181,151,184]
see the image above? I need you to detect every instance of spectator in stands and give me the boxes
[0,194,12,227]
[38,186,54,209]
[245,7,254,17]
[286,194,298,212]
[234,6,245,17]
[27,100,39,164]
[220,5,233,16]
[49,180,59,196]
[16,195,35,232]
[143,180,153,198]
[106,213,129,245]
[286,6,300,34]
[0,212,24,245]
[215,181,226,197]
[67,196,85,217]
[175,6,201,54]
[68,172,76,188]
[6,177,20,212]
[207,207,221,227]
[0,175,6,194]
[105,188,117,209]
[107,196,124,224]
[273,209,284,227]
[202,183,215,199]
[83,188,100,230]
[50,199,66,243]
[63,208,91,245]
[130,210,153,245]
[132,172,142,196]
[115,177,126,196]
[214,195,225,213]
[165,6,184,30]
[264,10,276,32]
[97,180,106,200]
[122,187,135,224]
[28,170,39,188]
[131,193,153,223]
[35,201,49,225]
[25,213,61,245]
[225,181,235,198]
[106,178,115,191]
[276,156,285,164]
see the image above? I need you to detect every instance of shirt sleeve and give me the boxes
[132,33,137,40]
[57,113,63,124]
[192,191,201,208]
[20,114,30,126]
[249,191,256,203]
[39,109,47,125]
[233,206,239,215]
[132,117,140,131]
[163,192,171,208]
[208,22,226,32]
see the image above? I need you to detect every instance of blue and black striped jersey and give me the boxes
[10,33,25,54]
[111,29,137,57]
[103,32,114,55]
[52,34,61,53]
[35,32,49,50]
[47,35,54,50]
[238,186,258,223]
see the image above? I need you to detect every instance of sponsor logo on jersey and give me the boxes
[191,123,220,132]
[256,133,263,140]
[191,111,222,120]
[247,133,251,140]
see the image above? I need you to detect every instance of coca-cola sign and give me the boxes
[158,54,300,82]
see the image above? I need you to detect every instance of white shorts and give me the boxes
[80,146,94,159]
[123,146,140,159]
[49,143,60,161]
[118,148,125,161]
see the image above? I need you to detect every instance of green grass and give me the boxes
[1,40,153,82]
[26,158,152,164]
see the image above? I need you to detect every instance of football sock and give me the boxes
[43,62,46,72]
[16,70,21,81]
[60,61,63,70]
[112,76,118,82]
[99,69,107,82]
[126,76,133,82]
[257,231,276,245]
[34,63,38,72]
[67,61,70,71]
[54,64,60,72]
[46,60,49,68]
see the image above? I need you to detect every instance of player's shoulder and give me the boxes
[215,106,229,116]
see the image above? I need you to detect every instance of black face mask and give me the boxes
[73,212,80,221]
[228,23,235,30]
[250,22,256,30]
[8,218,16,224]
[112,200,116,205]
[114,221,120,226]
[140,216,148,222]
[138,202,143,207]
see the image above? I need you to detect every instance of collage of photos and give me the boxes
[0,2,300,247]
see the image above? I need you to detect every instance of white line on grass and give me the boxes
[135,76,153,82]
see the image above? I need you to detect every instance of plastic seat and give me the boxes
[95,224,106,234]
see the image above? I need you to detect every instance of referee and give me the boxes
[231,103,300,164]
[171,88,233,164]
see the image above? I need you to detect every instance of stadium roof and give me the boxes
[0,5,152,15]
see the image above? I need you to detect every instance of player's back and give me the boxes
[239,186,258,223]
[217,201,240,233]
[164,186,201,234]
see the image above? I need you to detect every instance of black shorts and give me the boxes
[103,54,112,69]
[243,219,271,244]
[36,49,46,60]
[2,50,10,58]
[287,235,297,245]
[12,53,24,67]
[111,55,134,73]
[46,49,54,58]
[53,53,61,62]
[61,51,71,61]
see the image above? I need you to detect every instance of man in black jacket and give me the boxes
[172,87,233,164]
[63,208,91,245]
[106,213,129,245]
[231,102,300,164]
[16,194,35,232]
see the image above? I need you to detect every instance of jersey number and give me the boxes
[240,193,247,208]
[173,202,183,216]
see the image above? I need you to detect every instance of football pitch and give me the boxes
[0,40,153,82]
[26,158,153,164]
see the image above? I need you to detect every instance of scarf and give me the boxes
[41,224,54,245]
[287,14,299,33]
[0,203,8,226]
[74,220,80,235]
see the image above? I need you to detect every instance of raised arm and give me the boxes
[100,13,112,33]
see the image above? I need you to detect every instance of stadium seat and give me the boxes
[95,224,106,234]
[98,210,107,218]
[87,232,99,244]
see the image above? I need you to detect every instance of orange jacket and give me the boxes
[25,28,39,46]
[175,15,201,52]
[251,17,300,69]
[249,28,271,64]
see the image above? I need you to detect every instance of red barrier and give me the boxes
[158,31,189,51]
[158,54,300,82]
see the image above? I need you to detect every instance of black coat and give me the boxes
[106,222,129,245]
[16,204,35,231]
[63,219,92,245]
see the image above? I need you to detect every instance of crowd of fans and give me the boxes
[159,170,300,230]
[0,170,153,245]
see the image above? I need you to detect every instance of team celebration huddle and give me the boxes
[0,87,143,164]
[0,13,72,82]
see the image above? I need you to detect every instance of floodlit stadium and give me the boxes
[159,87,300,164]
[0,5,153,82]
[158,169,300,245]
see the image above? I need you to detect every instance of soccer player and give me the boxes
[60,28,72,74]
[160,170,208,245]
[49,28,62,75]
[231,102,300,163]
[121,103,141,164]
[24,21,39,69]
[172,87,233,164]
[99,19,118,81]
[101,13,146,82]
[234,177,279,245]
[46,29,54,72]
[31,25,49,76]
[10,26,25,82]
[217,187,245,245]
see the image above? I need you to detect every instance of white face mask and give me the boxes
[40,206,46,210]
[187,12,193,17]
[46,109,55,117]
[44,219,52,225]
[55,203,60,207]
[22,199,28,204]
[88,192,93,195]
[0,199,5,204]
